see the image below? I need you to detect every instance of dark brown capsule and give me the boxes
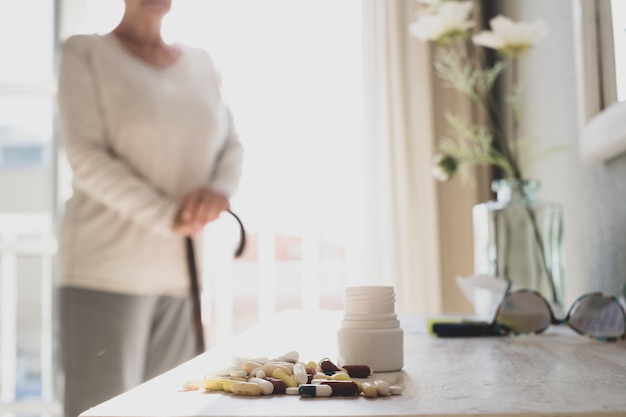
[264,377,287,394]
[319,359,341,373]
[320,380,360,396]
[342,364,372,378]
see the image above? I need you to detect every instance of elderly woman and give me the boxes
[56,1,244,416]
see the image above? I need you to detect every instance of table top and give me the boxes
[81,310,626,417]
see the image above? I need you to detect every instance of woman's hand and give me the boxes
[172,187,229,236]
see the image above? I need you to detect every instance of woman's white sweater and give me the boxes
[56,34,243,296]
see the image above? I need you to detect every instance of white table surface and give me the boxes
[81,310,626,417]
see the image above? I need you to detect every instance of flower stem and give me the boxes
[525,207,559,305]
[464,38,521,179]
[509,57,522,178]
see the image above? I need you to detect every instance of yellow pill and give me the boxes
[362,382,378,398]
[272,368,298,388]
[331,372,352,381]
[306,361,318,372]
[222,379,242,392]
[203,378,225,391]
[231,382,263,396]
[263,363,293,376]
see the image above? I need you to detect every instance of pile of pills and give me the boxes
[183,350,402,398]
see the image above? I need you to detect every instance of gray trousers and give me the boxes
[59,287,197,417]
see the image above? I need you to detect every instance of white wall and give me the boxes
[501,0,626,304]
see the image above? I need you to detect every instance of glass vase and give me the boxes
[472,179,564,308]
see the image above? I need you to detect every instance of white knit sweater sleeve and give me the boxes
[208,104,244,196]
[57,35,179,236]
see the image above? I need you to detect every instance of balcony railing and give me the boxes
[0,213,61,417]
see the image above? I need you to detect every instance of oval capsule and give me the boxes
[230,382,262,396]
[299,384,333,398]
[248,378,274,395]
[265,361,295,371]
[272,368,298,388]
[263,363,292,377]
[320,380,360,396]
[342,364,373,378]
[319,359,341,373]
[230,370,247,378]
[221,379,238,392]
[265,377,287,394]
[292,362,309,385]
[274,350,299,363]
[243,361,263,375]
[330,372,351,381]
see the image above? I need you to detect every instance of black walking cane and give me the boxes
[185,209,246,354]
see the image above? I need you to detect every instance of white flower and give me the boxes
[472,15,548,57]
[409,1,474,43]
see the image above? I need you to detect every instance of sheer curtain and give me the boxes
[361,0,491,314]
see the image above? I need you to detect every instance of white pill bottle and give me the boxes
[336,286,404,372]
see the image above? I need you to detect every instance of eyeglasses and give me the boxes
[493,289,626,341]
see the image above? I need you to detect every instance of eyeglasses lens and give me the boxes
[569,296,625,338]
[495,292,551,334]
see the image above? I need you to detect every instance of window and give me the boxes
[0,0,58,412]
[575,0,626,163]
[611,0,626,101]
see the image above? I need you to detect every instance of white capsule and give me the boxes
[285,386,300,395]
[275,350,299,363]
[249,377,275,395]
[299,384,333,398]
[231,356,245,369]
[230,370,248,378]
[311,379,329,384]
[292,362,309,384]
[255,369,266,379]
[208,367,234,377]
